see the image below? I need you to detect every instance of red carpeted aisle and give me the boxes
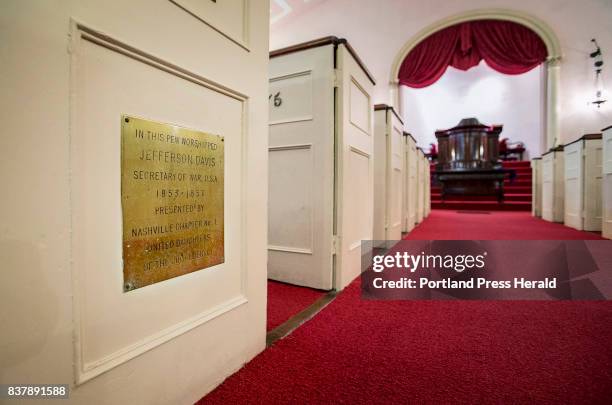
[199,211,611,404]
[267,280,326,331]
[405,210,606,240]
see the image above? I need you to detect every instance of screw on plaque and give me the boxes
[125,117,130,123]
[124,282,135,292]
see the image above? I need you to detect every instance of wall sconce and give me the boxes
[590,39,607,108]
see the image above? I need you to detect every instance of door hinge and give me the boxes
[332,235,339,255]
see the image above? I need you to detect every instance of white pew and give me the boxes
[402,132,418,233]
[603,125,612,238]
[416,148,425,223]
[542,146,565,223]
[564,134,603,231]
[531,157,543,217]
[374,105,404,245]
[268,37,376,290]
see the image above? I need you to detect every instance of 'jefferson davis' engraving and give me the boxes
[121,115,224,291]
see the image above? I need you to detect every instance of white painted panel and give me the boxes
[372,109,387,243]
[348,148,372,247]
[349,78,371,135]
[387,117,404,241]
[336,43,374,290]
[268,44,334,290]
[542,154,554,221]
[542,151,564,222]
[170,0,249,49]
[531,159,542,217]
[268,146,313,252]
[554,151,566,222]
[416,152,424,223]
[408,138,417,228]
[2,2,269,402]
[604,172,612,238]
[392,126,403,160]
[269,70,313,125]
[391,167,402,228]
[583,139,602,231]
[72,29,246,382]
[604,128,612,239]
[564,143,582,229]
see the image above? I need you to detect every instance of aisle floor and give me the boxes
[199,210,611,404]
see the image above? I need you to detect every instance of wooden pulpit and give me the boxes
[434,118,507,201]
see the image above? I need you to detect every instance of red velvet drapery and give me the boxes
[399,20,548,88]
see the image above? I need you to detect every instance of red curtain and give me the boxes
[399,20,548,88]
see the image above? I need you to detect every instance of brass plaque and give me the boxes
[121,115,224,291]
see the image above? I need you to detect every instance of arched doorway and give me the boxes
[389,9,562,150]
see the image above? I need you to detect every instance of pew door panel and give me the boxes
[564,142,583,229]
[531,159,542,217]
[401,137,409,232]
[387,114,404,241]
[584,138,603,231]
[268,45,335,290]
[407,138,417,227]
[604,128,612,239]
[542,154,554,221]
[554,152,565,222]
[416,152,424,223]
[335,43,374,290]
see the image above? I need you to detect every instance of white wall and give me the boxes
[270,0,612,147]
[401,61,543,159]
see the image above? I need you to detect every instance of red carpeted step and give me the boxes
[505,186,532,193]
[502,161,531,168]
[510,167,532,173]
[429,161,533,211]
[508,172,532,178]
[432,193,531,202]
[431,200,532,211]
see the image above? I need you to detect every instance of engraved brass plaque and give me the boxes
[121,115,224,291]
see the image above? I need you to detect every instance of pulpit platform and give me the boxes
[431,160,532,211]
[431,118,531,211]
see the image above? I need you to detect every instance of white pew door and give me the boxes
[401,137,409,232]
[416,154,424,223]
[604,129,612,238]
[387,114,404,240]
[564,142,583,229]
[335,43,375,290]
[407,139,417,228]
[268,45,335,290]
[584,139,603,231]
[541,154,553,221]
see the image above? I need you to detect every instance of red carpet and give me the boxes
[199,211,611,404]
[432,161,533,211]
[405,210,606,240]
[267,280,326,331]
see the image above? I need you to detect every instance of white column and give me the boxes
[389,81,400,112]
[546,57,561,149]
